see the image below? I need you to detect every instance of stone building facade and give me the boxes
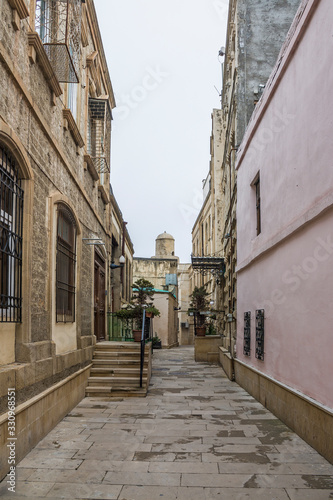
[110,188,134,313]
[193,0,301,368]
[133,232,183,348]
[235,0,333,462]
[0,0,121,479]
[191,110,224,332]
[177,263,194,345]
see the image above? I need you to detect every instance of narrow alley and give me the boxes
[1,346,332,500]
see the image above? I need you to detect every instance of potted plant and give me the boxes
[130,279,160,341]
[152,336,162,349]
[145,305,160,319]
[189,286,210,336]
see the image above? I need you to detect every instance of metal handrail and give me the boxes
[140,309,146,388]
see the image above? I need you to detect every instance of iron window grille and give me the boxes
[255,309,264,360]
[56,205,76,322]
[0,144,24,323]
[243,311,251,356]
[35,0,82,83]
[87,98,111,179]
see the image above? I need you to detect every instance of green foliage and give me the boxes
[146,305,160,317]
[189,286,210,328]
[115,280,161,330]
[206,320,217,336]
[114,308,135,321]
[189,286,210,312]
[131,278,155,307]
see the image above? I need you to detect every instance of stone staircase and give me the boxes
[85,342,152,398]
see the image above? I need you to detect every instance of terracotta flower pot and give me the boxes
[133,330,142,342]
[195,326,206,336]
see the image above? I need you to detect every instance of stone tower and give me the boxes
[154,232,176,259]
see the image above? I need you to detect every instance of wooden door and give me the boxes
[94,251,106,342]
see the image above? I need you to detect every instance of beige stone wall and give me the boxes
[133,258,178,291]
[177,264,194,345]
[0,365,91,480]
[152,293,178,348]
[194,336,222,363]
[110,193,134,311]
[191,110,225,333]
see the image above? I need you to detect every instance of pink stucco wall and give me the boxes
[236,0,333,409]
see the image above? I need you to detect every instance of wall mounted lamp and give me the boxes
[110,255,125,269]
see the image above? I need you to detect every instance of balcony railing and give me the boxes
[35,0,82,83]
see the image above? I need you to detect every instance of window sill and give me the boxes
[84,154,99,182]
[62,109,85,148]
[27,32,62,97]
[98,184,109,205]
[8,0,29,19]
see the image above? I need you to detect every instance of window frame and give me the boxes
[0,144,24,323]
[56,204,77,323]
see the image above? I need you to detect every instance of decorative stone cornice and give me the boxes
[86,51,101,96]
[8,0,29,19]
[98,184,109,205]
[62,109,85,148]
[84,154,99,181]
[27,32,62,97]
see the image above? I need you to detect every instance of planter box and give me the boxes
[195,335,222,363]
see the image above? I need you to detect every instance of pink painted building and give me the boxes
[235,0,333,462]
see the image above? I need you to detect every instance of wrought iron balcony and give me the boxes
[35,0,82,83]
[191,255,225,284]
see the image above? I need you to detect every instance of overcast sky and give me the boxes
[94,0,228,263]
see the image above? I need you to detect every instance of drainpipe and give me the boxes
[120,221,127,289]
[229,146,239,381]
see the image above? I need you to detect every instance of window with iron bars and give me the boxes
[56,204,76,322]
[35,0,82,83]
[87,97,111,182]
[0,144,24,323]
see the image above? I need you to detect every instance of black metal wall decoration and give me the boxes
[244,311,251,356]
[255,309,264,360]
[191,255,225,285]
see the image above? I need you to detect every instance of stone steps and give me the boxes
[87,376,147,387]
[90,367,147,375]
[85,342,151,398]
[85,386,147,398]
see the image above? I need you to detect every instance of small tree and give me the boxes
[131,278,155,307]
[131,278,159,329]
[189,286,210,328]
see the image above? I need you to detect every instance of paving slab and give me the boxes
[1,346,332,500]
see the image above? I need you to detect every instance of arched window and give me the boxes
[0,143,24,322]
[56,204,76,322]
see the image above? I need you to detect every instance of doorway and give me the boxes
[94,250,106,342]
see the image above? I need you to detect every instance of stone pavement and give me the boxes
[1,346,333,500]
